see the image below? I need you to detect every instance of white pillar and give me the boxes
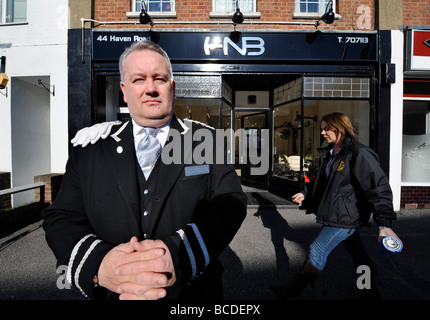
[389,30,404,212]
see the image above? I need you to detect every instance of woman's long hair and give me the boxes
[321,112,358,142]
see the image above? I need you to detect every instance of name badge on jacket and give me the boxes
[185,165,210,177]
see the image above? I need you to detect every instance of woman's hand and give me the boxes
[291,193,305,204]
[378,227,402,244]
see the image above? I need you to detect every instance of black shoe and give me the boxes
[270,258,322,300]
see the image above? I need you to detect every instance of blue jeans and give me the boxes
[308,226,356,270]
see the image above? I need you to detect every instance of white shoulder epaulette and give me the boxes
[183,118,215,130]
[110,120,127,142]
[176,117,190,135]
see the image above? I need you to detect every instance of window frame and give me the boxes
[293,0,340,20]
[0,0,27,25]
[127,0,177,19]
[210,0,261,19]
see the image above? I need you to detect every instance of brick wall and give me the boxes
[34,174,63,204]
[403,0,430,26]
[0,172,11,211]
[401,186,430,209]
[94,0,375,31]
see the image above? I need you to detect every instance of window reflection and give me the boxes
[174,98,222,129]
[402,99,430,182]
[273,99,370,182]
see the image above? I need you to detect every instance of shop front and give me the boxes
[402,26,430,208]
[69,29,389,200]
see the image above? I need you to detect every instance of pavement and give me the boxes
[0,186,429,306]
[242,185,297,209]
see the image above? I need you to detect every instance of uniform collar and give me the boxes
[132,117,172,150]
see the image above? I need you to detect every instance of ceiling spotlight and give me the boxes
[139,1,153,26]
[315,0,335,28]
[232,0,244,25]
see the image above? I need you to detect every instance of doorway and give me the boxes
[222,73,298,190]
[11,76,51,207]
[237,111,269,189]
[172,73,298,190]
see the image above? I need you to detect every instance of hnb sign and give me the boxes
[204,36,265,56]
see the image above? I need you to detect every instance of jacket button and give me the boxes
[143,210,149,216]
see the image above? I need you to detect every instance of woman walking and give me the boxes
[272,112,401,299]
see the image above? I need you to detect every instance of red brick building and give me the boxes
[93,0,376,31]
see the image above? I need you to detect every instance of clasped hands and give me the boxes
[97,236,176,300]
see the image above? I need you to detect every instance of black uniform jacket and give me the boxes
[302,137,396,229]
[42,115,247,299]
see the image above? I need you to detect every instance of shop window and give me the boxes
[174,98,222,129]
[402,99,430,183]
[173,74,225,128]
[172,76,234,162]
[273,76,370,183]
[1,0,27,24]
[273,100,306,181]
[302,99,370,178]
